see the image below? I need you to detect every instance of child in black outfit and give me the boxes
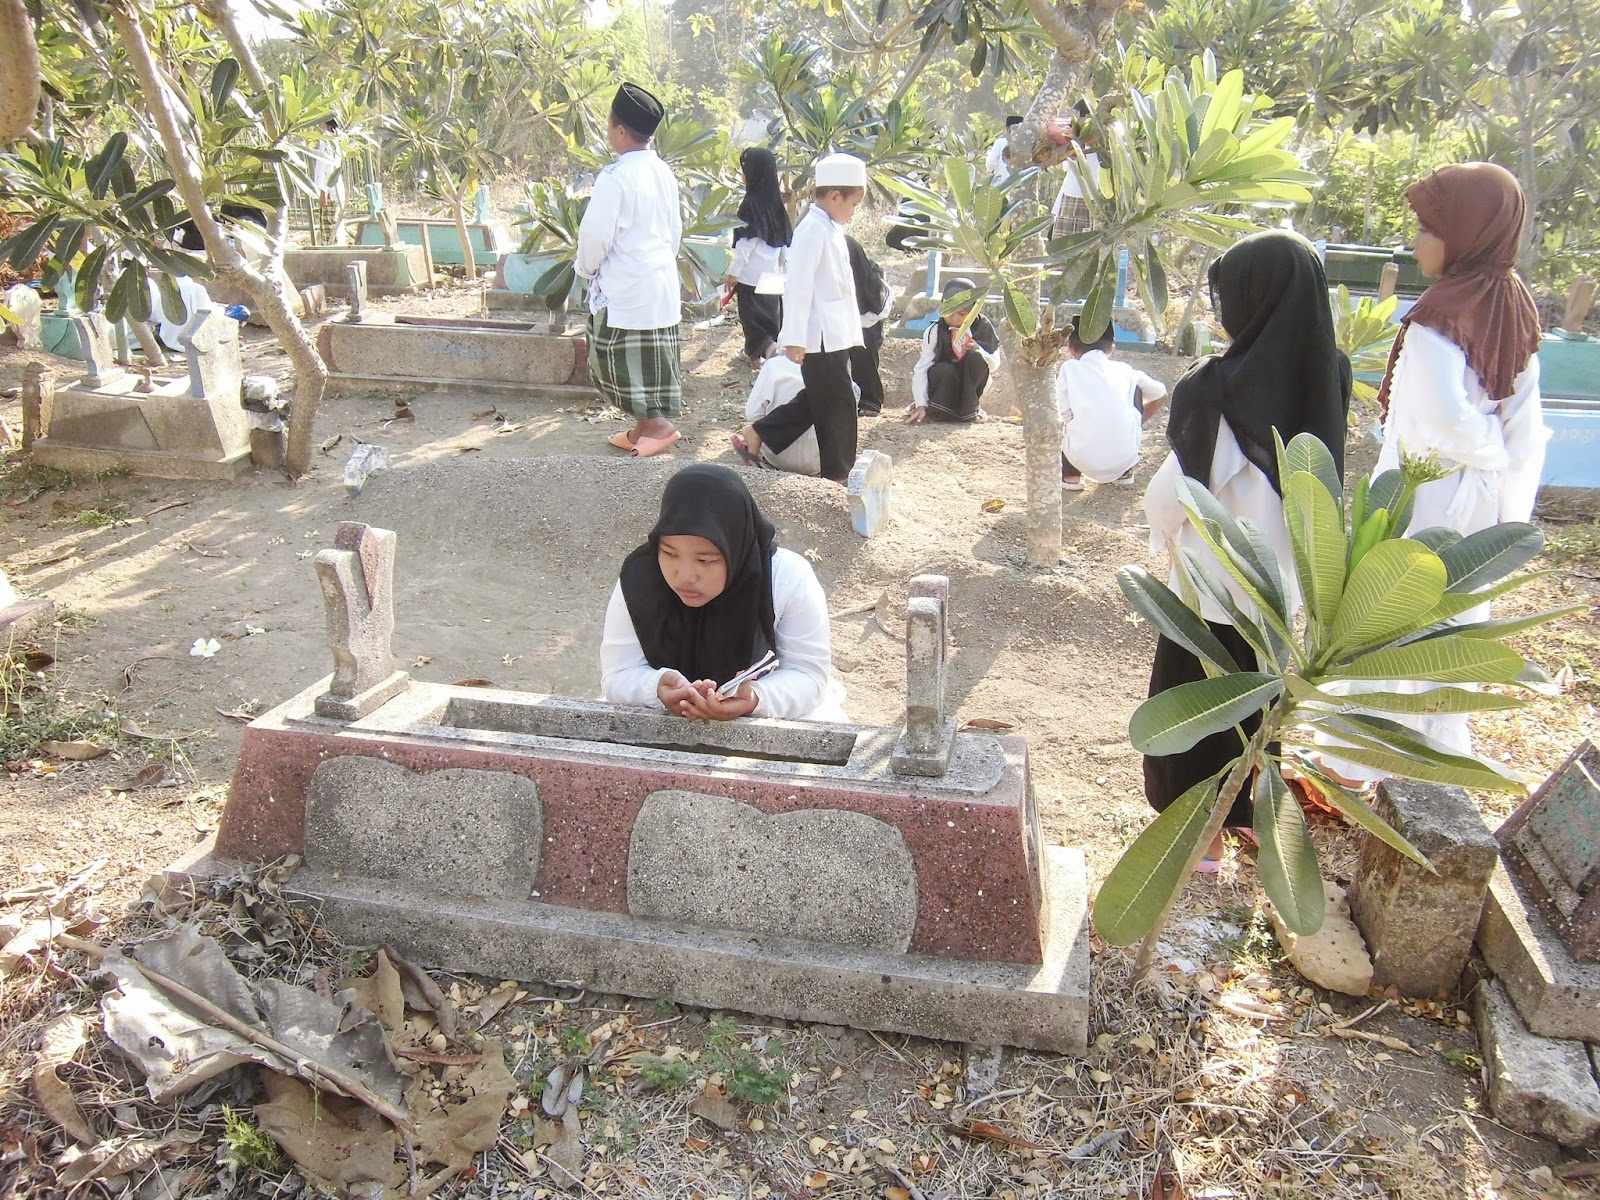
[726,148,791,366]
[905,277,1002,424]
[847,235,892,416]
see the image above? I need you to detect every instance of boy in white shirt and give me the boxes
[577,82,684,459]
[733,153,866,483]
[1057,316,1167,490]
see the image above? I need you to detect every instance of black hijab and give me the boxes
[619,464,779,685]
[735,148,791,249]
[933,276,999,361]
[1167,230,1351,494]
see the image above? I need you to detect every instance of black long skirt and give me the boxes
[1142,625,1263,828]
[735,285,782,359]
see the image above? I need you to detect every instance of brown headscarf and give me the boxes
[1376,162,1542,416]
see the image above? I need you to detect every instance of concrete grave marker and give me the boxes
[893,574,956,777]
[21,362,52,451]
[179,309,242,403]
[4,285,42,350]
[70,313,122,387]
[1497,740,1600,962]
[312,522,409,720]
[346,259,369,321]
[847,448,892,537]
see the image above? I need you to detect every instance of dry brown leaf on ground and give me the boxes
[471,979,519,1030]
[117,762,168,791]
[39,740,107,761]
[982,498,1006,513]
[688,1091,741,1131]
[960,718,1016,732]
[943,1119,1045,1151]
[533,1108,583,1186]
[254,1072,405,1198]
[31,1014,95,1146]
[56,1133,198,1186]
[409,1039,515,1172]
[379,944,457,1038]
[343,948,406,1036]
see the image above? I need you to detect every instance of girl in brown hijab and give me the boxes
[1327,162,1547,779]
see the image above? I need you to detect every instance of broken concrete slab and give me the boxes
[1348,779,1499,997]
[1473,977,1600,1147]
[1271,881,1373,996]
[1477,860,1600,1042]
[305,758,542,902]
[627,791,918,952]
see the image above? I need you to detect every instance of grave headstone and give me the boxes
[346,259,370,322]
[893,574,956,777]
[70,313,122,387]
[1347,778,1499,996]
[847,448,892,538]
[178,309,243,403]
[1563,276,1596,334]
[3,285,42,350]
[312,522,409,720]
[20,363,52,451]
[1497,740,1600,962]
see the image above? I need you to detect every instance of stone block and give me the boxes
[70,314,121,387]
[305,757,542,902]
[316,317,589,395]
[1478,860,1600,1041]
[893,588,955,777]
[0,597,54,640]
[1348,778,1499,996]
[627,791,918,951]
[1270,881,1373,996]
[1473,978,1600,1147]
[345,260,369,321]
[847,449,892,538]
[179,309,243,404]
[273,843,1091,1054]
[312,523,407,720]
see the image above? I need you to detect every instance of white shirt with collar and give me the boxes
[575,147,682,330]
[599,546,848,721]
[1057,349,1166,481]
[778,204,863,354]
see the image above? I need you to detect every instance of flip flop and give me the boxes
[731,433,765,468]
[631,431,681,458]
[607,430,637,451]
[1196,856,1222,875]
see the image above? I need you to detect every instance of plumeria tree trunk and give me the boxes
[1007,0,1126,171]
[1006,334,1063,566]
[0,0,41,142]
[114,0,329,478]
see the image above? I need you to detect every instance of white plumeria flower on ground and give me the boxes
[190,637,221,658]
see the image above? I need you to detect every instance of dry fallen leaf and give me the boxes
[943,1119,1045,1150]
[40,741,107,761]
[119,762,168,791]
[981,498,1006,513]
[685,1134,711,1152]
[32,1014,95,1145]
[58,1134,197,1185]
[688,1092,741,1131]
[960,718,1016,732]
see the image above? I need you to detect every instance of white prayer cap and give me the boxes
[814,153,867,188]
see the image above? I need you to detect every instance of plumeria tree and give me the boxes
[1097,434,1580,975]
[887,59,1316,567]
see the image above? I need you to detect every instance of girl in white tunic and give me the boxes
[601,464,848,722]
[1143,231,1352,867]
[726,148,790,366]
[1328,162,1547,775]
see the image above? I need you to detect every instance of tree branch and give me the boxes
[0,0,43,142]
[1021,0,1085,57]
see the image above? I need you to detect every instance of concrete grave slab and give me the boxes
[1473,978,1600,1147]
[284,246,428,297]
[316,316,591,399]
[305,757,542,902]
[627,790,918,952]
[1348,779,1499,996]
[1478,860,1600,1041]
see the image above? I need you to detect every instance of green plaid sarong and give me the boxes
[587,308,683,420]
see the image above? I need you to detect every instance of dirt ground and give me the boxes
[2,273,1599,1199]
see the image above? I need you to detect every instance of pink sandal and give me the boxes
[631,431,681,457]
[607,430,637,451]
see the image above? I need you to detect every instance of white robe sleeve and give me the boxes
[729,236,755,280]
[1495,357,1547,524]
[749,549,834,720]
[575,172,621,281]
[910,326,937,408]
[599,582,673,707]
[1134,370,1167,405]
[777,214,821,351]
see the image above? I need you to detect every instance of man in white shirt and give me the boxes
[984,116,1024,183]
[734,153,867,483]
[1057,316,1167,489]
[577,83,685,458]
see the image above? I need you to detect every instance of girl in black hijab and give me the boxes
[727,148,792,366]
[600,464,847,721]
[1142,230,1351,867]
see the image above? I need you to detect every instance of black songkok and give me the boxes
[611,83,664,138]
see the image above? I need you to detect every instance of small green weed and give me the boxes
[73,502,129,529]
[705,1016,792,1106]
[635,1054,691,1090]
[0,690,119,762]
[1217,908,1284,970]
[219,1106,284,1173]
[94,464,133,484]
[1440,1047,1482,1072]
[1,462,73,502]
[557,1021,590,1055]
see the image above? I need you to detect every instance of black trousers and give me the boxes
[850,323,885,414]
[735,285,782,359]
[1142,626,1268,829]
[752,347,857,482]
[926,355,990,422]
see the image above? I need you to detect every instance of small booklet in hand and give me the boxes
[716,650,779,700]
